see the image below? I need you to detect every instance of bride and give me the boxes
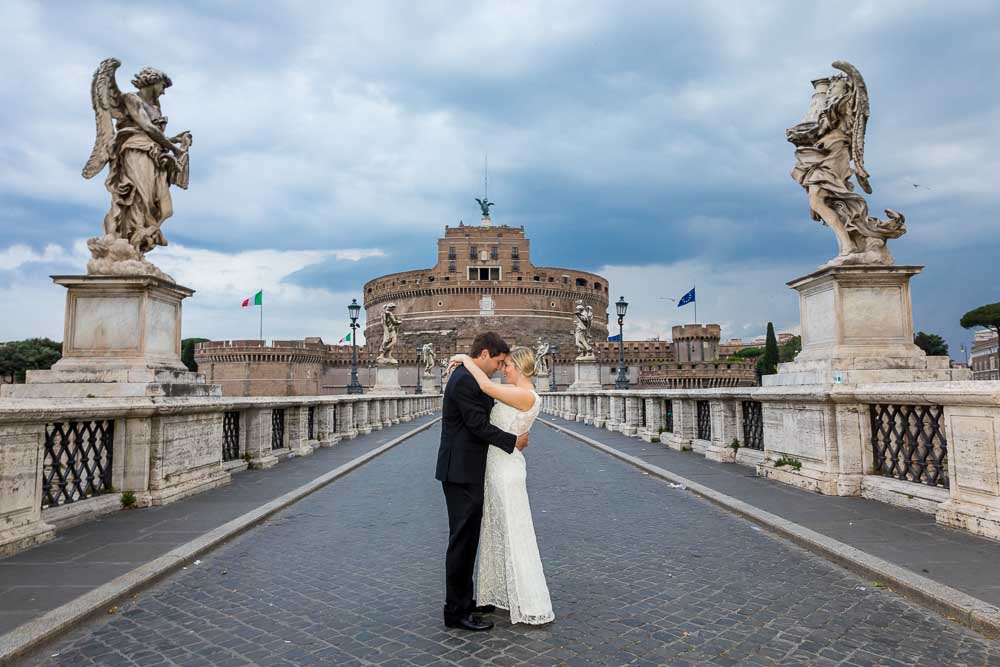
[448,346,554,625]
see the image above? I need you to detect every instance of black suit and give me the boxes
[436,365,517,621]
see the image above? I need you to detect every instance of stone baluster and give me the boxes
[287,406,313,456]
[705,398,741,463]
[246,408,280,468]
[665,399,696,451]
[369,400,383,431]
[317,404,340,447]
[592,395,608,428]
[622,396,641,436]
[606,395,621,431]
[355,401,372,435]
[640,398,663,443]
[338,402,357,440]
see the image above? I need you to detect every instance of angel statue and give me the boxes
[534,337,550,376]
[421,343,436,376]
[573,300,595,360]
[377,303,402,365]
[475,197,494,220]
[786,61,905,267]
[82,58,192,281]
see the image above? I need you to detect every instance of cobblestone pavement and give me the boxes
[23,423,1000,666]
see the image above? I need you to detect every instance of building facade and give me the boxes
[972,329,1000,380]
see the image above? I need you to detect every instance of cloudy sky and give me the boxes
[1,1,998,356]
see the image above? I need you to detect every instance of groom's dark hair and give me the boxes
[470,332,510,358]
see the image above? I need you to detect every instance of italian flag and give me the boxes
[338,332,352,344]
[241,290,262,308]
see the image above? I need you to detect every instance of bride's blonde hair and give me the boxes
[506,346,536,378]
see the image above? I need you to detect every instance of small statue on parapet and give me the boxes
[534,337,550,376]
[377,303,402,365]
[786,61,905,267]
[83,58,193,282]
[421,343,436,376]
[573,300,595,361]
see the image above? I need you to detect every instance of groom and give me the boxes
[436,331,528,631]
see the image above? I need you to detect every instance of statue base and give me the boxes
[535,375,551,392]
[370,364,404,395]
[1,275,220,399]
[763,265,970,386]
[420,374,437,394]
[568,359,601,391]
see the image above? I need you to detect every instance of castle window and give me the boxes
[470,246,478,259]
[533,276,540,282]
[511,247,519,258]
[448,261,456,272]
[563,276,569,284]
[448,246,456,260]
[428,276,435,282]
[512,261,520,272]
[438,301,444,307]
[575,278,587,287]
[490,246,498,260]
[548,277,554,283]
[468,267,501,281]
[594,282,601,289]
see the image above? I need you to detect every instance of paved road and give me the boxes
[24,424,1000,666]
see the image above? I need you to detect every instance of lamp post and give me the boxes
[615,295,630,389]
[347,298,363,394]
[549,344,558,392]
[414,342,423,394]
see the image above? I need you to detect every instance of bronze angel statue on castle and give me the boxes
[786,61,904,267]
[82,58,192,281]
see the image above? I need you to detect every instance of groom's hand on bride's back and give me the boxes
[516,432,529,451]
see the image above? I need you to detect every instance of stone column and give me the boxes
[381,399,393,428]
[640,398,664,443]
[622,396,641,436]
[338,402,357,440]
[593,395,608,428]
[606,396,621,431]
[580,396,592,425]
[287,407,313,457]
[402,398,413,422]
[355,401,372,435]
[390,399,401,425]
[317,404,340,447]
[246,408,280,468]
[369,400,383,431]
[665,399,696,451]
[705,399,741,463]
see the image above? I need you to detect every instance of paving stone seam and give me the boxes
[540,417,1000,642]
[0,416,441,667]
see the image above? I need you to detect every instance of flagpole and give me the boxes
[694,283,697,324]
[259,292,263,341]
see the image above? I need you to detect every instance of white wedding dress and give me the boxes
[476,390,554,625]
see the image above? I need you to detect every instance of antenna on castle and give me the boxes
[484,153,488,201]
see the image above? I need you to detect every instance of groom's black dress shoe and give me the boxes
[445,614,494,631]
[473,604,496,614]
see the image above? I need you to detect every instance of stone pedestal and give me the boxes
[568,359,601,391]
[371,364,403,395]
[764,266,969,387]
[421,374,437,394]
[534,375,551,392]
[2,275,220,399]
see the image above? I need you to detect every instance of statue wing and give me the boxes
[832,60,872,194]
[82,58,125,179]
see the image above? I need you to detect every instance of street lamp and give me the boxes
[615,295,630,389]
[549,344,558,392]
[414,342,423,394]
[346,298,364,394]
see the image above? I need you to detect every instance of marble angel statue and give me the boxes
[421,343,436,376]
[82,58,192,281]
[377,303,402,364]
[786,61,904,266]
[573,300,595,360]
[533,337,550,376]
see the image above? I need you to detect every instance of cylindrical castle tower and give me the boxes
[672,324,721,362]
[363,223,610,359]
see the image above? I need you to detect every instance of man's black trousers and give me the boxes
[442,480,484,621]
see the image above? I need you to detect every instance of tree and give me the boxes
[913,331,949,357]
[961,302,1000,377]
[734,346,764,359]
[181,338,210,372]
[757,322,780,376]
[0,338,62,383]
[778,335,802,363]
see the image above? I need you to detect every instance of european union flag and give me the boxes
[677,287,696,307]
[608,333,622,342]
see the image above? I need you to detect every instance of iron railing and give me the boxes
[696,400,712,441]
[870,404,949,488]
[42,420,114,508]
[741,401,764,451]
[271,409,286,450]
[222,411,241,462]
[663,400,673,433]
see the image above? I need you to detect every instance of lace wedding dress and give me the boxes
[476,391,554,625]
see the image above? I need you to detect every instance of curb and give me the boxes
[0,417,441,666]
[541,418,1000,641]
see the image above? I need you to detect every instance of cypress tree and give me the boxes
[757,322,780,376]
